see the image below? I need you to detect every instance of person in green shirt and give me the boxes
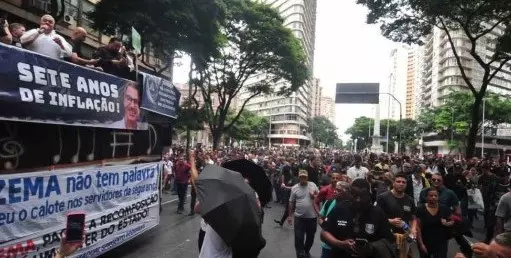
[318,181,351,258]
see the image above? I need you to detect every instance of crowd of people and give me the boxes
[0,14,137,80]
[162,147,511,258]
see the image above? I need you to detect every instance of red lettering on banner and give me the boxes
[0,239,36,258]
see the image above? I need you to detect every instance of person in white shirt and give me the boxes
[20,14,72,60]
[205,154,215,165]
[162,153,173,193]
[347,154,369,181]
[199,223,232,258]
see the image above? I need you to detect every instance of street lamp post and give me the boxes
[382,93,402,153]
[386,93,391,153]
[268,116,272,149]
[337,91,402,152]
[451,108,455,143]
[481,99,486,158]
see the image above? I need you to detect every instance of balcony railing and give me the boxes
[270,130,307,136]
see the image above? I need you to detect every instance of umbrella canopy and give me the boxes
[222,159,272,207]
[196,164,264,251]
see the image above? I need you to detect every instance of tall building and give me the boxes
[319,96,335,123]
[418,26,511,155]
[242,0,317,146]
[406,46,423,119]
[311,78,322,117]
[385,47,408,120]
[418,26,511,111]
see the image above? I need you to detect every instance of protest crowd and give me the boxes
[2,10,511,258]
[157,146,511,258]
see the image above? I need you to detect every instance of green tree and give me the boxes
[357,0,511,157]
[333,138,344,149]
[346,117,419,152]
[225,110,269,144]
[308,116,340,147]
[417,108,438,133]
[196,0,309,150]
[345,116,374,150]
[173,99,206,133]
[417,91,511,152]
[88,0,223,74]
[399,118,420,152]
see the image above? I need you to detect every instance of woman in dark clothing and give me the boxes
[417,188,455,258]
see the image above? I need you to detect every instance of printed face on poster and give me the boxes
[0,44,148,130]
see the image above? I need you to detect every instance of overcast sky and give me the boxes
[172,0,400,141]
[313,0,399,140]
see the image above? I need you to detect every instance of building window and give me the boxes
[80,0,100,38]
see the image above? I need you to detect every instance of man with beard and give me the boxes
[321,179,394,258]
[376,173,417,258]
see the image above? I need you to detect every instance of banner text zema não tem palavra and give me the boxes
[0,162,161,257]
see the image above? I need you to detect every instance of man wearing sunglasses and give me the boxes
[419,174,459,210]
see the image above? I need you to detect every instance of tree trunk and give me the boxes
[211,128,222,151]
[465,96,483,158]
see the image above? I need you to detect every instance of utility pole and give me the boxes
[268,116,272,149]
[481,99,486,158]
[451,108,454,143]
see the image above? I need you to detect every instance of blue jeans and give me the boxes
[294,217,317,258]
[176,183,188,211]
[321,247,331,258]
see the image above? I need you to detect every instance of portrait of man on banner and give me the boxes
[111,81,142,130]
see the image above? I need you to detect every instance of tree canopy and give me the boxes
[225,110,269,143]
[357,0,511,157]
[346,116,419,152]
[417,90,511,152]
[88,0,223,72]
[195,0,309,149]
[308,116,340,148]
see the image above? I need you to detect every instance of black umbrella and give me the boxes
[196,165,265,253]
[222,159,272,207]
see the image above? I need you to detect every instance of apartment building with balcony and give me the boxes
[242,0,317,146]
[405,46,423,119]
[319,96,335,123]
[418,26,511,155]
[419,26,511,110]
[311,78,322,117]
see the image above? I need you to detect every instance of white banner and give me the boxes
[0,162,161,258]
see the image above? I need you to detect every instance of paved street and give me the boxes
[102,193,486,258]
